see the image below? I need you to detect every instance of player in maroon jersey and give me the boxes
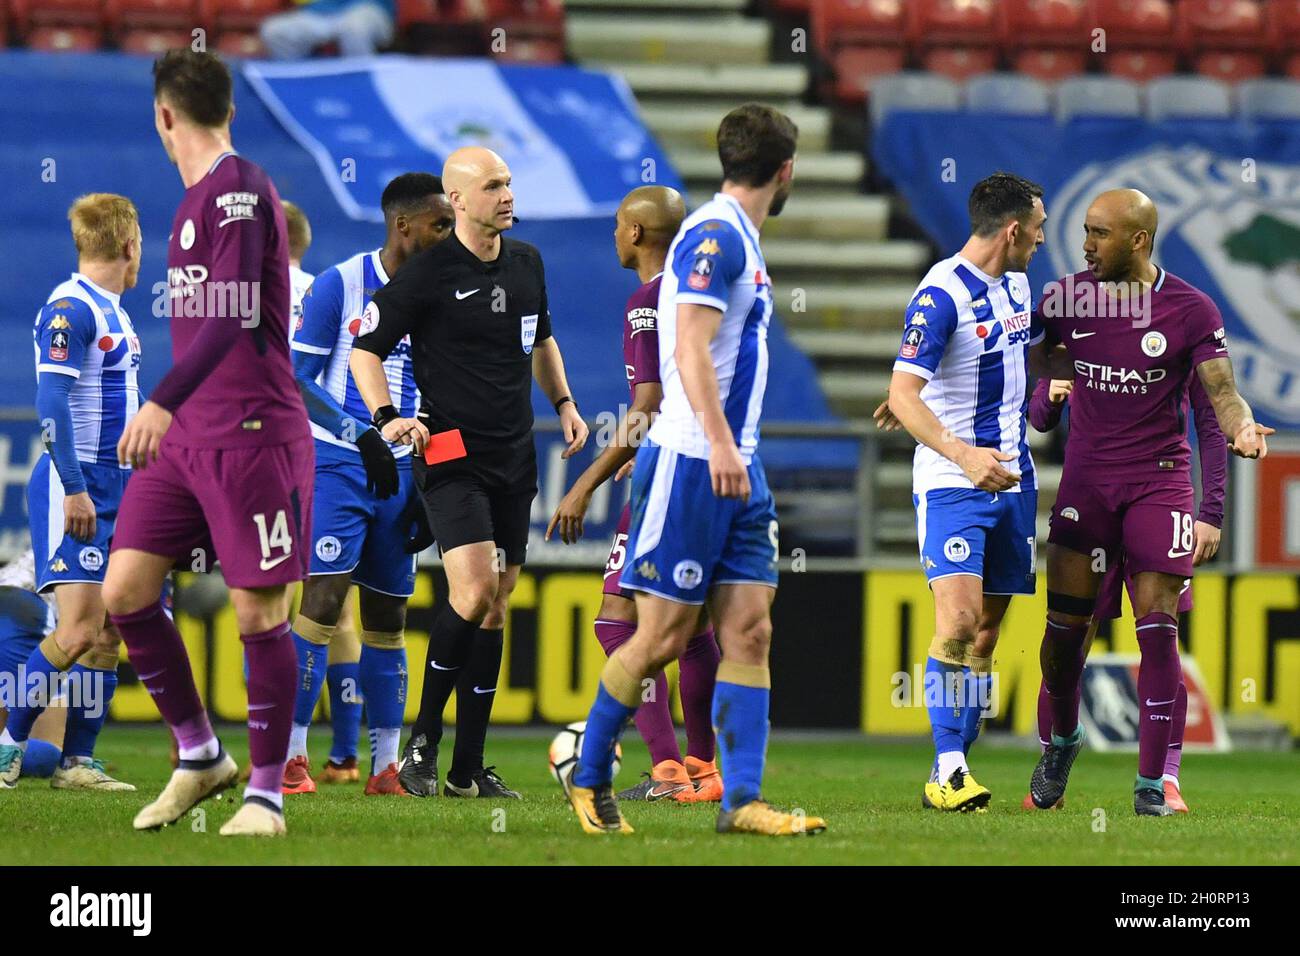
[1029,188,1272,816]
[1023,373,1227,813]
[545,186,724,802]
[102,50,313,837]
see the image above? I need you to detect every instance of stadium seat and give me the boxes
[869,71,961,127]
[830,45,908,103]
[480,0,565,63]
[1237,76,1300,119]
[999,0,1090,47]
[208,0,288,33]
[107,0,203,30]
[920,47,998,81]
[25,24,103,50]
[1102,49,1178,80]
[1055,74,1142,119]
[1194,51,1268,80]
[215,28,266,57]
[10,0,103,35]
[1012,48,1088,81]
[1146,75,1233,119]
[1179,0,1268,51]
[965,72,1051,115]
[907,0,999,46]
[1093,0,1179,47]
[118,25,192,53]
[1265,0,1300,75]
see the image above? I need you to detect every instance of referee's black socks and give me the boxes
[412,602,480,746]
[450,627,504,784]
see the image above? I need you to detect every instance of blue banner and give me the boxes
[873,113,1300,429]
[244,56,681,221]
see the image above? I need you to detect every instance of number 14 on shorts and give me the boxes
[254,510,294,571]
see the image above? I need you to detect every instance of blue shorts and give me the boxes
[0,593,46,682]
[309,449,417,597]
[914,487,1037,595]
[619,441,779,605]
[27,456,127,594]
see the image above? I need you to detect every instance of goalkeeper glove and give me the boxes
[400,490,435,554]
[355,427,399,499]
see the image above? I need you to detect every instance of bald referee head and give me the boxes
[443,146,514,244]
[614,185,685,273]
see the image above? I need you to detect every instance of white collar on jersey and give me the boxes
[953,254,1001,285]
[1153,266,1167,292]
[714,192,760,235]
[71,271,122,308]
[370,248,391,285]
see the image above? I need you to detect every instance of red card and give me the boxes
[424,428,468,465]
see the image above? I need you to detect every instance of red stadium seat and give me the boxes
[10,0,104,34]
[1194,50,1268,80]
[479,0,563,61]
[215,27,265,57]
[829,44,907,103]
[118,25,192,53]
[921,46,999,80]
[1265,0,1300,73]
[1012,47,1088,80]
[397,0,480,29]
[1179,0,1268,56]
[107,0,202,29]
[908,0,999,47]
[1102,49,1178,79]
[810,0,906,59]
[1093,0,1178,50]
[999,0,1090,48]
[26,24,103,50]
[208,0,289,32]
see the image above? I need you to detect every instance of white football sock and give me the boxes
[937,751,969,783]
[178,736,219,762]
[372,728,400,773]
[289,723,310,758]
[245,785,284,811]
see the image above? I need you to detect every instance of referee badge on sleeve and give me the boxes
[521,313,538,355]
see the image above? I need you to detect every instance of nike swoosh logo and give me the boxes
[1145,697,1177,707]
[472,686,496,695]
[430,661,458,671]
[455,289,480,300]
[248,702,276,711]
[137,669,165,682]
[648,783,687,799]
[259,553,291,571]
[1167,548,1192,558]
[1071,330,1096,339]
[447,780,479,797]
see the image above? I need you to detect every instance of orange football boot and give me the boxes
[683,756,723,803]
[320,756,360,784]
[1022,791,1064,810]
[281,755,317,794]
[365,762,412,796]
[1163,779,1189,813]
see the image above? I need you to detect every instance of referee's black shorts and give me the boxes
[413,433,537,567]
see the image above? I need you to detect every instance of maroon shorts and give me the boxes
[112,437,314,589]
[601,503,633,599]
[1094,552,1193,620]
[1049,474,1196,580]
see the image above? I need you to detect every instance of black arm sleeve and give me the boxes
[354,253,429,359]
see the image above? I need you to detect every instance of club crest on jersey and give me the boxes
[1141,331,1167,357]
[358,301,380,337]
[179,218,195,250]
[943,537,971,562]
[673,560,704,590]
[521,313,538,355]
[900,326,924,359]
[688,256,713,291]
[1060,507,1080,521]
[315,536,342,563]
[48,330,69,362]
[78,547,103,572]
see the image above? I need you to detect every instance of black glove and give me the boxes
[401,489,435,554]
[355,427,399,500]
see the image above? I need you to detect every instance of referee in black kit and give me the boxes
[350,146,589,798]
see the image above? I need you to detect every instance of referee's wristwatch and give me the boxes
[554,395,576,415]
[371,405,400,430]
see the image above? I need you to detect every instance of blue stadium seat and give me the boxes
[1146,75,1233,120]
[869,71,961,127]
[965,72,1051,115]
[1055,76,1142,121]
[1237,78,1300,120]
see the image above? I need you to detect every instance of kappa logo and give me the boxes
[1060,506,1080,521]
[693,238,721,256]
[1141,330,1167,357]
[916,293,936,308]
[315,536,342,563]
[673,559,704,590]
[50,558,68,573]
[635,559,660,582]
[908,312,927,326]
[78,547,103,572]
[48,315,71,330]
[943,536,971,562]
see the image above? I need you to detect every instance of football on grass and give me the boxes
[548,721,621,789]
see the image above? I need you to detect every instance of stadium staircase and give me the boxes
[562,0,972,559]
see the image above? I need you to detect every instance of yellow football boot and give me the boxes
[566,783,634,834]
[716,799,826,835]
[929,768,991,812]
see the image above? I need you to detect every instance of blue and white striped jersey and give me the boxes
[893,254,1043,495]
[290,249,418,456]
[32,273,141,468]
[289,264,314,330]
[648,193,771,463]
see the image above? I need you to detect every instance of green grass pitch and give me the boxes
[4,726,1297,865]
